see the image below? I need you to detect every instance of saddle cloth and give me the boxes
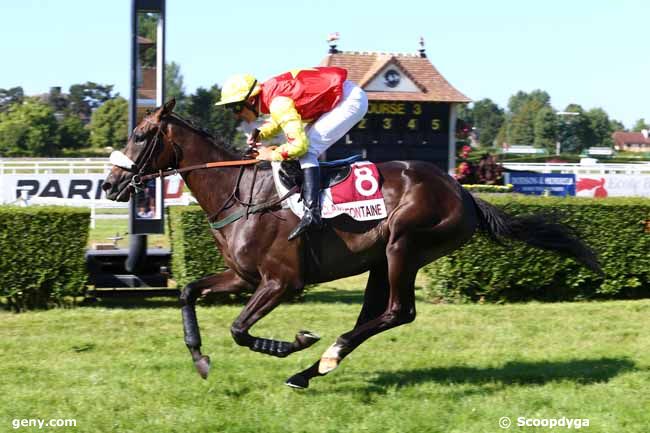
[271,160,388,221]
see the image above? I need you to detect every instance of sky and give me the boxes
[1,0,648,128]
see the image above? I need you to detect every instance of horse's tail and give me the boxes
[468,192,602,274]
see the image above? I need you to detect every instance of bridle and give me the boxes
[112,115,258,193]
[110,112,295,230]
[125,117,176,192]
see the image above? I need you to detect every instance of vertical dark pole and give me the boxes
[126,0,146,273]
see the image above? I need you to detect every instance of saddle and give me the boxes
[278,154,363,190]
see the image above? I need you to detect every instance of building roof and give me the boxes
[612,131,650,147]
[320,51,471,103]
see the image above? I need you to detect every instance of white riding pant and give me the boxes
[298,80,368,169]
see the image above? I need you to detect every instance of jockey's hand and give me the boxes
[247,129,261,147]
[255,146,277,161]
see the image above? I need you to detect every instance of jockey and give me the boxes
[215,67,368,241]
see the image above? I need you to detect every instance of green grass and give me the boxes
[88,215,168,249]
[1,278,649,433]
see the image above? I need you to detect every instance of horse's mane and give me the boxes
[166,111,271,170]
[167,112,235,151]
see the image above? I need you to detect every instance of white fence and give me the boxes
[0,158,112,175]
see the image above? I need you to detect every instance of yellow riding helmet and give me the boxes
[215,73,261,106]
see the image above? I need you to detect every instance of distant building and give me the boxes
[612,130,650,152]
[319,36,470,173]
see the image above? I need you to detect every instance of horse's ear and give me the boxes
[154,98,176,122]
[162,98,176,115]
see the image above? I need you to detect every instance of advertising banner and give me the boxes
[575,174,650,197]
[507,172,576,196]
[0,173,185,205]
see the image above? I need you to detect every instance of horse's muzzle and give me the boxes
[102,174,133,202]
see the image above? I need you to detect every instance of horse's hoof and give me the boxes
[194,355,211,379]
[296,330,321,348]
[285,374,309,389]
[318,357,340,374]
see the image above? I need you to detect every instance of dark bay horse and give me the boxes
[103,100,601,389]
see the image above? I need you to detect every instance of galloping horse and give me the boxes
[103,100,601,388]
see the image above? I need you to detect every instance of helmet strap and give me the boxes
[242,79,259,117]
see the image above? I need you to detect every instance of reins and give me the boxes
[125,113,293,230]
[139,158,259,182]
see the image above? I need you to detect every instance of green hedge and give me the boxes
[0,206,90,311]
[423,195,650,303]
[463,184,513,193]
[169,206,228,290]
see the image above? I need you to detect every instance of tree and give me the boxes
[68,82,116,119]
[632,118,650,132]
[472,98,505,147]
[507,89,550,115]
[180,85,239,144]
[506,90,552,146]
[584,108,613,147]
[533,106,557,151]
[165,62,185,101]
[508,100,544,145]
[58,114,89,150]
[47,87,68,113]
[89,97,128,149]
[0,87,24,112]
[0,98,60,156]
[557,104,590,153]
[610,119,625,133]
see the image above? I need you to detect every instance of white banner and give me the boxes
[576,174,650,197]
[0,173,185,205]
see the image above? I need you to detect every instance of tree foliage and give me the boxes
[533,106,557,151]
[471,98,505,147]
[89,97,128,149]
[0,98,60,156]
[585,108,614,148]
[506,91,552,147]
[179,85,239,144]
[632,118,649,132]
[0,87,24,112]
[58,114,90,150]
[165,62,185,103]
[68,82,116,118]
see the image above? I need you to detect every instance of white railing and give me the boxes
[0,158,112,175]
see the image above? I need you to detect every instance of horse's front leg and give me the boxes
[179,269,253,379]
[230,276,320,358]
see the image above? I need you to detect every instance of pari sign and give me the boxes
[0,173,184,204]
[507,173,576,197]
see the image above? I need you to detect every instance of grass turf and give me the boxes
[1,277,649,432]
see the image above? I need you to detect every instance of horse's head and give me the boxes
[102,99,178,202]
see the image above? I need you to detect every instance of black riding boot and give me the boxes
[288,166,322,241]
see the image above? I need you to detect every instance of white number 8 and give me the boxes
[354,167,379,197]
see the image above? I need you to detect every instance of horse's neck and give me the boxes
[177,133,240,218]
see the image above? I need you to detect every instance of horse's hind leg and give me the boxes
[286,261,393,389]
[180,269,252,379]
